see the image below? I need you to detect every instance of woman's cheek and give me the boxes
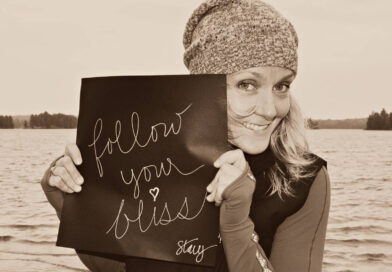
[227,92,255,115]
[275,95,291,118]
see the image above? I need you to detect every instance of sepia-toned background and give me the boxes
[1,0,392,271]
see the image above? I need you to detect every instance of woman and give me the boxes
[41,0,330,271]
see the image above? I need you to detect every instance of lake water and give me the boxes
[0,129,391,271]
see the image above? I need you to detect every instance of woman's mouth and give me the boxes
[242,122,270,131]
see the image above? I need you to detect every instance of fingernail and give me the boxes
[75,186,82,192]
[76,159,82,165]
[206,185,212,192]
[206,195,211,202]
[213,161,218,167]
[77,177,84,185]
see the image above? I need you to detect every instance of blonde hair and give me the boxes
[227,93,319,199]
[268,94,318,198]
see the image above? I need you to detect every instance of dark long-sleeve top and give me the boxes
[41,147,330,272]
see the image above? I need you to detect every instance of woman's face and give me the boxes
[227,66,294,154]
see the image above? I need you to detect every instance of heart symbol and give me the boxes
[149,187,160,202]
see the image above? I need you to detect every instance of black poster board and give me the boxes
[57,75,229,267]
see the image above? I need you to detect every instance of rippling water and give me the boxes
[307,129,392,272]
[0,129,391,271]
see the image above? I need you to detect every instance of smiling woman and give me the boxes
[40,0,330,271]
[227,67,294,155]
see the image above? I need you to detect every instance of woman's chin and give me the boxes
[231,138,269,155]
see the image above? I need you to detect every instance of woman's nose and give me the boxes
[254,89,277,120]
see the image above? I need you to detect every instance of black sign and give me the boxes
[57,75,229,267]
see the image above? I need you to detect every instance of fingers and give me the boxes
[216,164,241,205]
[207,162,244,206]
[65,143,82,165]
[214,149,246,171]
[219,163,243,180]
[52,166,82,193]
[208,149,248,206]
[45,143,84,194]
[56,155,84,185]
[210,175,223,207]
[206,171,219,193]
[215,187,224,206]
[206,171,219,202]
[48,174,73,193]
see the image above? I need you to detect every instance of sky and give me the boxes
[1,0,392,119]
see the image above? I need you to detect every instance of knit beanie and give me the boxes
[183,0,298,74]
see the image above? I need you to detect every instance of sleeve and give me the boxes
[219,165,331,272]
[269,166,331,272]
[40,157,127,272]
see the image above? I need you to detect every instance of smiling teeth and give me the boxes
[243,122,269,131]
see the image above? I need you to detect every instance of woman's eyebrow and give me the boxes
[233,71,262,79]
[232,71,295,82]
[279,73,295,81]
[248,71,263,78]
[246,71,294,81]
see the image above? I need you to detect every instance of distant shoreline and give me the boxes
[308,118,367,129]
[1,114,391,130]
[0,112,77,129]
[310,109,392,130]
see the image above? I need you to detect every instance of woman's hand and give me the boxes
[206,149,248,206]
[48,143,84,193]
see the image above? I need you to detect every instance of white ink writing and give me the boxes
[149,187,159,202]
[106,193,207,237]
[176,238,217,263]
[120,156,204,199]
[89,103,192,177]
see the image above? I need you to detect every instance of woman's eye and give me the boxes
[273,83,290,93]
[237,81,256,92]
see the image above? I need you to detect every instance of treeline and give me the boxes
[30,112,77,128]
[0,115,14,128]
[0,112,77,129]
[307,118,367,129]
[307,109,392,130]
[367,108,392,130]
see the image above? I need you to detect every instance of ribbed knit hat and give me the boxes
[183,0,298,74]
